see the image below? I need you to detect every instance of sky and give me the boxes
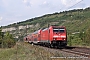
[0,0,90,26]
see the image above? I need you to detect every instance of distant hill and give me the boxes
[1,7,90,39]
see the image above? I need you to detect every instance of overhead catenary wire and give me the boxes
[67,0,83,10]
[59,0,83,11]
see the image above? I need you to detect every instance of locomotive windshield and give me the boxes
[53,28,65,33]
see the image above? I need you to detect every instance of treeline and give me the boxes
[0,28,16,48]
[3,7,90,28]
[68,27,90,46]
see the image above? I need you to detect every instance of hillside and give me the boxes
[2,7,90,33]
[1,7,90,46]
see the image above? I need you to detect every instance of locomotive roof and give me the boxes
[51,26,66,28]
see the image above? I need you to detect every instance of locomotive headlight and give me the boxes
[64,38,66,40]
[53,36,58,38]
[61,36,66,38]
[53,38,56,40]
[62,38,66,40]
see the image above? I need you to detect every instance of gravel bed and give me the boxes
[38,46,90,60]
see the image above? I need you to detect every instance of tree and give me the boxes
[79,32,85,42]
[3,32,16,48]
[85,28,90,45]
[0,27,5,48]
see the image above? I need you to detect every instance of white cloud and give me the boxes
[23,0,27,3]
[1,0,12,7]
[23,0,31,7]
[43,1,47,5]
[0,17,3,21]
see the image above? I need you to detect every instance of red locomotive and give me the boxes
[24,26,67,47]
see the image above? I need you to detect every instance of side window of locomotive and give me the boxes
[49,29,50,33]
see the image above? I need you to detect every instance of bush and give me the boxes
[3,32,16,48]
[0,31,16,48]
[85,28,90,45]
[3,39,16,48]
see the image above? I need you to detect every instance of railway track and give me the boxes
[60,49,90,58]
[38,45,90,59]
[62,46,90,57]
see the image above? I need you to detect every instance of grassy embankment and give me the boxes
[0,42,65,60]
[0,42,89,60]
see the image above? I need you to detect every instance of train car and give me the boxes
[27,34,33,43]
[23,34,32,43]
[32,29,42,44]
[23,36,28,42]
[40,26,67,47]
